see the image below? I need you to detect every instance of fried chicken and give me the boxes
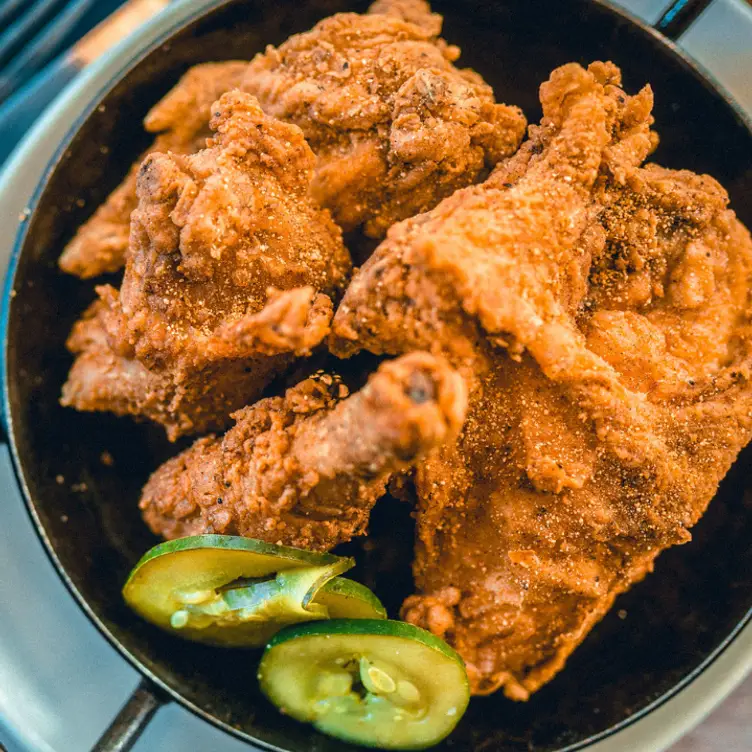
[59,2,524,278]
[368,0,443,34]
[59,61,248,278]
[330,61,752,698]
[241,0,526,237]
[141,352,468,551]
[62,90,350,440]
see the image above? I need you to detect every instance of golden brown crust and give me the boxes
[62,91,350,440]
[59,61,248,278]
[367,0,443,35]
[331,61,752,699]
[242,4,525,237]
[61,291,332,440]
[60,4,525,279]
[140,352,468,549]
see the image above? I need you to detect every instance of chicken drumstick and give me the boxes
[141,352,468,551]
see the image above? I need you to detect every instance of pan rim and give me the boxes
[1,0,751,749]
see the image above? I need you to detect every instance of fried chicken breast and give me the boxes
[331,61,752,698]
[62,90,350,440]
[141,352,468,550]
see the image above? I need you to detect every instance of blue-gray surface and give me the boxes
[0,0,127,165]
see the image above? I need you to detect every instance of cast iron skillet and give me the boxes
[2,0,752,749]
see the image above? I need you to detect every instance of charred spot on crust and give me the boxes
[406,370,436,404]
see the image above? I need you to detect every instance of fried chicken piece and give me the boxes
[62,288,333,440]
[331,61,752,698]
[62,91,350,440]
[242,0,526,237]
[368,0,443,35]
[141,352,468,551]
[60,2,524,278]
[59,61,248,278]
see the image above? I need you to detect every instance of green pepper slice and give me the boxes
[123,535,385,646]
[258,619,470,749]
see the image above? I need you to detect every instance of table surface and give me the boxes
[671,676,750,750]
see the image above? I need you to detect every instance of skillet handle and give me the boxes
[654,0,715,39]
[91,678,166,752]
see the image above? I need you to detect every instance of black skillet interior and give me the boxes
[5,0,752,750]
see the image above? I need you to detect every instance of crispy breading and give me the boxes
[241,0,525,236]
[331,61,752,699]
[62,91,350,439]
[140,352,468,550]
[59,62,248,278]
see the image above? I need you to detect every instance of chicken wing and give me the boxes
[141,352,468,551]
[59,61,249,279]
[62,90,350,440]
[331,61,752,698]
[242,0,526,237]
